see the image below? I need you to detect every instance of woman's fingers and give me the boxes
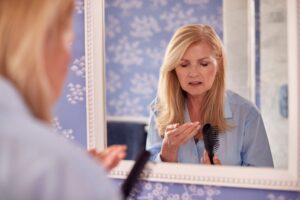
[175,122,199,135]
[178,123,201,144]
[213,155,222,165]
[201,151,222,165]
[101,146,127,170]
[165,123,179,131]
[88,148,97,156]
[88,145,127,171]
[164,122,200,147]
[202,150,210,164]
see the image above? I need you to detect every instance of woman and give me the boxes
[146,24,273,167]
[0,0,124,199]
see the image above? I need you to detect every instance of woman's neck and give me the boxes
[187,94,203,122]
[187,94,205,140]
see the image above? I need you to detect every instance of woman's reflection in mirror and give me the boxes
[146,24,273,167]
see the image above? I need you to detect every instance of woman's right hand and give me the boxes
[88,145,127,171]
[160,122,201,162]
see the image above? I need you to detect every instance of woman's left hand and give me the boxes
[88,145,127,171]
[201,150,222,165]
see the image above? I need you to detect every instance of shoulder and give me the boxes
[226,90,261,118]
[0,78,120,199]
[0,112,119,199]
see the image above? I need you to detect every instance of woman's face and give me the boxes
[175,42,218,99]
[44,20,74,104]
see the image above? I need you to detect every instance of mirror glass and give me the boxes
[256,0,288,169]
[104,0,288,169]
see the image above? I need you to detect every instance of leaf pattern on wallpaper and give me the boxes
[149,0,168,7]
[130,16,161,40]
[267,193,300,200]
[109,0,143,15]
[200,11,223,33]
[130,72,158,98]
[52,117,75,140]
[107,91,143,116]
[159,4,198,32]
[75,0,84,14]
[66,83,85,104]
[125,181,221,200]
[182,185,221,200]
[70,56,85,78]
[145,40,168,66]
[106,70,122,93]
[106,15,121,38]
[183,0,209,7]
[108,36,143,71]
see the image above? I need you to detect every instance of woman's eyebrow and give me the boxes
[199,56,213,61]
[180,58,189,61]
[180,57,212,61]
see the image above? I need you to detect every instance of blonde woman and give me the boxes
[0,0,125,199]
[146,24,273,167]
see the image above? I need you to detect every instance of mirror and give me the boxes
[85,0,300,190]
[224,0,289,169]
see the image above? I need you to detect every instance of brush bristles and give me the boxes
[202,123,220,164]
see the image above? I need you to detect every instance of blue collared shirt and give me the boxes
[0,77,121,200]
[146,90,274,167]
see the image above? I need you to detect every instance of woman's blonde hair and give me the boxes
[155,24,229,137]
[0,0,74,122]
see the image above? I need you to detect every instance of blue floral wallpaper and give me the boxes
[53,0,85,144]
[105,0,222,117]
[53,0,300,199]
[114,180,299,200]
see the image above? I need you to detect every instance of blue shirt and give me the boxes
[0,77,121,200]
[146,90,274,167]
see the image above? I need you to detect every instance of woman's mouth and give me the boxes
[188,81,203,86]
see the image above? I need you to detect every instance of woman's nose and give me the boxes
[188,65,200,77]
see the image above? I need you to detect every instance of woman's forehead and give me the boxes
[181,42,215,59]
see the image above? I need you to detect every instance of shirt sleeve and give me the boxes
[145,101,163,162]
[241,108,274,167]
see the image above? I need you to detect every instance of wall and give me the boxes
[54,0,299,199]
[105,0,222,118]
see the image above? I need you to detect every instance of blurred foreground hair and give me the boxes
[0,0,74,121]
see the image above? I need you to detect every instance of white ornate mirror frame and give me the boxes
[85,0,300,191]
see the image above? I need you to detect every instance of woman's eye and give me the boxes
[180,63,188,67]
[201,63,209,67]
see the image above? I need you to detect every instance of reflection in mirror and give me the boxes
[259,0,288,169]
[224,0,288,168]
[105,0,287,169]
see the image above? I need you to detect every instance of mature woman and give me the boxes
[0,0,124,199]
[146,24,273,167]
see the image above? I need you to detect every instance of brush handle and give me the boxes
[208,153,214,165]
[121,150,150,199]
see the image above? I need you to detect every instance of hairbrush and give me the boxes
[121,150,150,199]
[202,123,220,165]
